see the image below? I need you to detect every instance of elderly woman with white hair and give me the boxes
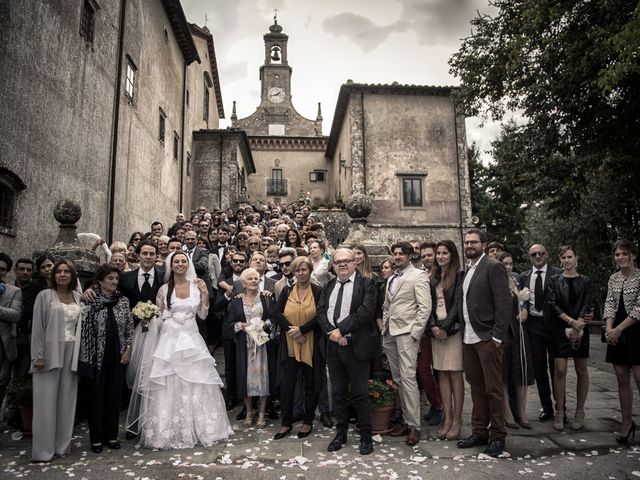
[226,267,274,429]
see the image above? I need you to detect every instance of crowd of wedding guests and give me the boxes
[0,201,639,462]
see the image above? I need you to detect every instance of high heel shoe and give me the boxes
[616,421,636,445]
[243,410,254,428]
[297,424,313,438]
[256,412,267,429]
[273,426,292,440]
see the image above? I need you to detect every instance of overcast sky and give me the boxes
[182,0,500,159]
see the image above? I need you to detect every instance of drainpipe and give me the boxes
[219,135,223,208]
[179,60,187,212]
[453,103,466,249]
[107,0,127,244]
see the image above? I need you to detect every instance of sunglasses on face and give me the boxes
[530,251,546,257]
[232,259,245,264]
[248,243,260,246]
[279,261,292,267]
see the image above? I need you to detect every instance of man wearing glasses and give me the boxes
[519,245,562,422]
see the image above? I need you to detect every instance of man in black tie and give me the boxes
[518,244,562,421]
[117,240,165,319]
[317,248,379,455]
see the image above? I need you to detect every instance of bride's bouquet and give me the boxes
[132,301,160,332]
[245,317,270,347]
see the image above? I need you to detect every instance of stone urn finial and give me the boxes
[345,193,373,222]
[54,199,82,245]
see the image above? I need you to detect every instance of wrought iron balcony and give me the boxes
[267,178,288,196]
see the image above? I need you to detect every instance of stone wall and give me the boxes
[311,210,350,247]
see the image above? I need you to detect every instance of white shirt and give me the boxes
[137,267,155,290]
[462,254,484,344]
[528,263,548,317]
[183,244,196,259]
[327,271,357,328]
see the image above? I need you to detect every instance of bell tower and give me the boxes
[260,14,292,107]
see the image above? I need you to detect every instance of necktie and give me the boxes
[333,279,351,324]
[534,270,544,311]
[141,272,152,301]
[287,277,295,287]
[187,249,194,259]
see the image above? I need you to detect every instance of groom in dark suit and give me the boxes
[118,240,165,324]
[317,248,379,455]
[457,228,511,457]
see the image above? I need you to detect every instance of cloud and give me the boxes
[399,0,494,46]
[322,13,405,52]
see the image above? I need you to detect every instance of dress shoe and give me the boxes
[538,410,554,422]
[506,420,520,429]
[406,427,421,446]
[457,433,489,448]
[91,444,103,454]
[328,431,348,452]
[236,406,247,421]
[297,425,313,438]
[517,420,532,430]
[273,426,292,440]
[484,439,505,457]
[125,431,138,440]
[320,412,334,428]
[359,436,374,455]
[389,423,409,437]
[105,441,121,450]
[428,409,444,426]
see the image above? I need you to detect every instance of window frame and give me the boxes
[173,131,180,161]
[399,175,425,209]
[0,169,26,237]
[158,108,166,144]
[124,56,137,102]
[79,0,98,45]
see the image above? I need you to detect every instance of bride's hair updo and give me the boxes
[167,251,189,310]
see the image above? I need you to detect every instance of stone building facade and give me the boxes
[0,0,224,259]
[325,82,473,248]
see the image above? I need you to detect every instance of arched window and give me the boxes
[0,167,26,236]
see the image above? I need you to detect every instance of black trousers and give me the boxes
[279,356,318,427]
[85,360,124,445]
[525,315,554,413]
[223,338,237,402]
[327,341,372,436]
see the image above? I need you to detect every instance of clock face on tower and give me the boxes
[268,86,285,103]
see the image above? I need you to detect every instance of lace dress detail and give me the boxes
[140,283,233,449]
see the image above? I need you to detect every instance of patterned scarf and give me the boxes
[78,288,121,384]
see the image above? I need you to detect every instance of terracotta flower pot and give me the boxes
[370,403,394,434]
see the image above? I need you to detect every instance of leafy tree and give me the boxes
[451,1,640,306]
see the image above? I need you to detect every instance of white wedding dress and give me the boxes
[138,282,233,449]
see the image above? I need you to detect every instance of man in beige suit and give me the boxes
[382,242,432,446]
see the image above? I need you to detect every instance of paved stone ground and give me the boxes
[2,334,639,479]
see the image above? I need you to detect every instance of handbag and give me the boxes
[565,327,583,350]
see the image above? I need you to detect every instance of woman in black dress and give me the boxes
[603,239,640,444]
[547,245,593,431]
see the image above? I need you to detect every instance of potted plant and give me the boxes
[368,377,398,433]
[8,376,33,435]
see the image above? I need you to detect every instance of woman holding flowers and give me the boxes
[226,267,274,429]
[79,264,133,453]
[135,251,232,449]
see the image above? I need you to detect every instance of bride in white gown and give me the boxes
[130,251,233,449]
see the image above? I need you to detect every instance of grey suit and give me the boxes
[382,264,431,430]
[0,284,22,405]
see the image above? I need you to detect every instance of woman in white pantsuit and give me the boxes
[31,260,83,462]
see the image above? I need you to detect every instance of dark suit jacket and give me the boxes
[460,255,511,342]
[188,247,213,298]
[518,265,563,315]
[118,267,165,310]
[316,272,379,360]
